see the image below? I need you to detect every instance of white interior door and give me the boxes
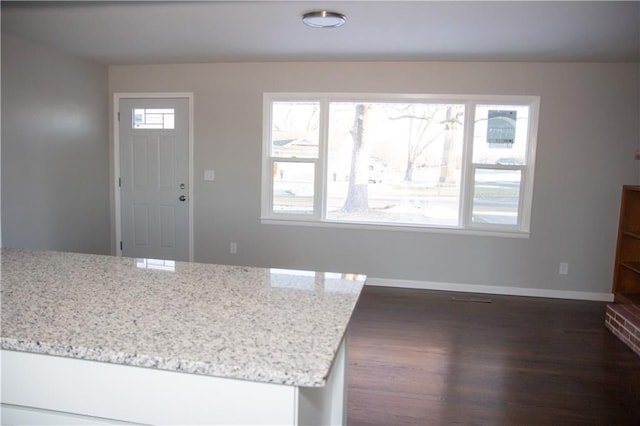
[119,98,190,261]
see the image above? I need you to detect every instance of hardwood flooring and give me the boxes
[347,286,640,425]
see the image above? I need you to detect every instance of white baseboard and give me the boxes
[366,277,614,302]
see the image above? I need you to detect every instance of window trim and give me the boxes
[262,93,540,237]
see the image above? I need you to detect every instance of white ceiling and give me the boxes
[2,1,639,65]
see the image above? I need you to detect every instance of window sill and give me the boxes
[260,217,530,239]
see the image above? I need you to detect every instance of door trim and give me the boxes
[113,92,194,261]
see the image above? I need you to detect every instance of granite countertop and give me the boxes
[0,249,365,387]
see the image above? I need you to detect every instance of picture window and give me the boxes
[262,94,539,236]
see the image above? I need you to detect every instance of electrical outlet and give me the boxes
[559,262,569,275]
[230,242,237,254]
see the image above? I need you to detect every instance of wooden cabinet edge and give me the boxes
[612,185,640,303]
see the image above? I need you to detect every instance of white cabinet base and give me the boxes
[1,404,138,425]
[1,338,347,426]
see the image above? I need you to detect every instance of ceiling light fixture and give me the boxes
[302,10,346,28]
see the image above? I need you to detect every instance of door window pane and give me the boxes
[472,168,522,225]
[133,108,175,129]
[272,161,315,214]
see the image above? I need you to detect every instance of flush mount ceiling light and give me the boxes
[302,10,346,28]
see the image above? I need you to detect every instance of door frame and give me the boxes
[113,92,194,261]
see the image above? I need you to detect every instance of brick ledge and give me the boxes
[605,304,640,357]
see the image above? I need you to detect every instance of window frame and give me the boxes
[261,93,540,237]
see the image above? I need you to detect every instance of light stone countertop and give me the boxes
[0,249,365,387]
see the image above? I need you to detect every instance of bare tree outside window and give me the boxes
[439,106,464,185]
[342,104,371,213]
[386,104,463,183]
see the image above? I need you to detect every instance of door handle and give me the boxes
[179,195,187,202]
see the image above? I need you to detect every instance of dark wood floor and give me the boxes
[347,286,640,425]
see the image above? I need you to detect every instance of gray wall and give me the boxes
[2,34,110,254]
[1,29,3,247]
[109,61,639,295]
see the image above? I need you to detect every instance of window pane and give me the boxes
[472,168,521,225]
[271,102,319,158]
[326,102,464,226]
[272,161,315,214]
[472,105,530,165]
[133,108,175,129]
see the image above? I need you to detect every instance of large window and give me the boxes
[262,94,539,236]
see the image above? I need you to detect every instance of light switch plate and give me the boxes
[204,169,215,181]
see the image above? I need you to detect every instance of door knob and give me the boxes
[179,195,187,202]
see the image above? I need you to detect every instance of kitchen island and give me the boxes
[0,249,365,425]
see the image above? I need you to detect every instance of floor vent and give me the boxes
[451,296,492,303]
